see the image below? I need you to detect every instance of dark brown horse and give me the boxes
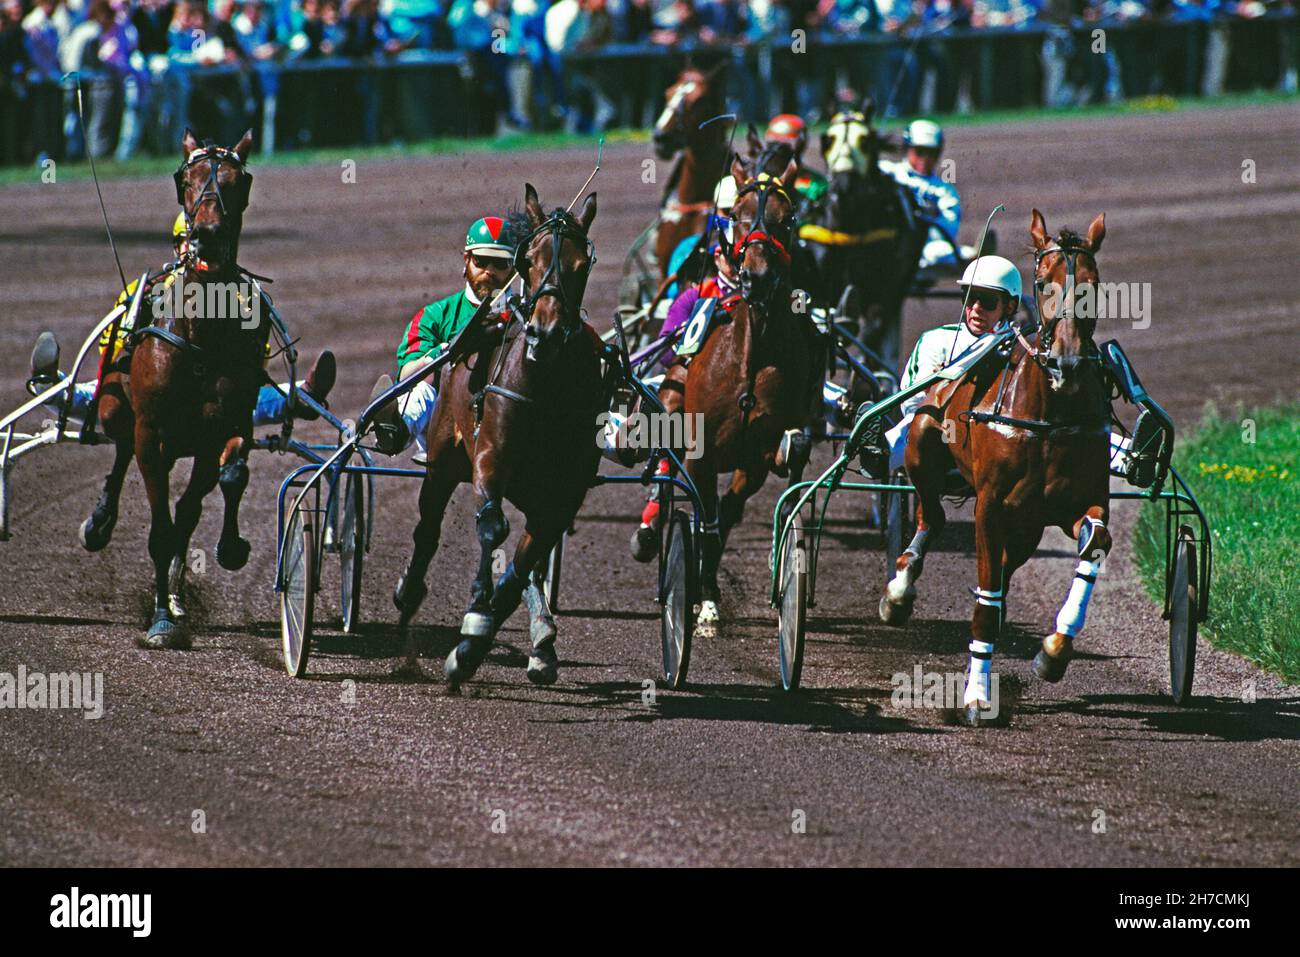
[665,155,817,635]
[881,209,1112,725]
[652,64,730,276]
[392,184,602,688]
[90,129,263,649]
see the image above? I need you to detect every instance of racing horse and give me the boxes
[880,209,1112,725]
[87,128,264,649]
[652,64,730,276]
[800,101,924,366]
[664,154,816,636]
[392,184,602,688]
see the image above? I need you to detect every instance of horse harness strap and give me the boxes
[798,224,897,246]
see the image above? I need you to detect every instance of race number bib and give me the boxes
[676,297,717,358]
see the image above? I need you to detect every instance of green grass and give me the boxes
[1133,402,1300,682]
[2,88,1294,188]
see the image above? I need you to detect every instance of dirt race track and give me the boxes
[1,104,1298,867]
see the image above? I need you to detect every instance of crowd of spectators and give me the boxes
[0,0,1295,165]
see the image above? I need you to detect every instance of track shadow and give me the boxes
[0,613,115,627]
[1020,693,1300,743]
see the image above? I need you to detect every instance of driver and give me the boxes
[369,215,519,457]
[26,212,335,427]
[878,119,981,271]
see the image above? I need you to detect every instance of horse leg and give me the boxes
[880,424,947,625]
[507,516,571,686]
[166,451,222,620]
[394,465,458,627]
[80,437,133,552]
[214,436,251,571]
[689,455,722,638]
[444,482,509,688]
[1034,506,1112,684]
[962,493,1006,726]
[135,436,186,650]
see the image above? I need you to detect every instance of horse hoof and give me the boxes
[137,610,189,651]
[79,512,116,552]
[526,641,559,686]
[1033,647,1071,683]
[961,703,992,728]
[168,593,187,620]
[445,637,490,687]
[393,572,428,621]
[630,524,659,563]
[695,600,719,638]
[879,594,913,626]
[216,536,251,571]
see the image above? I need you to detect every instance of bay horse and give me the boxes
[664,154,817,635]
[880,210,1112,725]
[392,185,602,688]
[801,101,924,366]
[89,129,263,649]
[652,64,730,276]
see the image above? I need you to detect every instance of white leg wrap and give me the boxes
[1055,558,1102,638]
[966,640,994,704]
[885,413,914,474]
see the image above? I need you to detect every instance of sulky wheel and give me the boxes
[280,501,317,677]
[339,470,365,634]
[1168,529,1199,706]
[660,510,697,690]
[776,504,808,692]
[0,464,10,541]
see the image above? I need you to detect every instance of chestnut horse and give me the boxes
[89,129,263,649]
[880,210,1112,725]
[664,154,817,635]
[652,64,730,276]
[392,185,602,688]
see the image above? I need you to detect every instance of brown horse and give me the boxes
[392,184,602,688]
[881,209,1112,725]
[652,64,730,276]
[666,154,817,635]
[90,129,264,649]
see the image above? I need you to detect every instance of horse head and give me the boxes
[516,182,597,366]
[652,64,726,160]
[1030,208,1106,394]
[175,128,253,276]
[819,101,896,227]
[729,153,799,316]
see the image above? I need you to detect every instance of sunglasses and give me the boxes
[967,289,1004,310]
[469,252,511,270]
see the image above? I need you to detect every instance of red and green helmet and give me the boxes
[465,216,515,259]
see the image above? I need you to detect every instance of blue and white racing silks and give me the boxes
[878,158,962,268]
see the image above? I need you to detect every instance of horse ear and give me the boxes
[781,156,799,186]
[182,128,199,158]
[1086,212,1106,252]
[1030,208,1050,249]
[233,129,253,163]
[746,123,762,159]
[730,153,748,188]
[577,191,597,233]
[524,183,543,226]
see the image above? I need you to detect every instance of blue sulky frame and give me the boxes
[768,332,1213,698]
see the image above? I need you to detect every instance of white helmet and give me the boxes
[713,176,738,213]
[958,255,1022,306]
[903,119,944,150]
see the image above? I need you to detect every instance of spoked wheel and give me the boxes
[339,470,365,634]
[543,533,564,613]
[776,503,808,692]
[1168,529,1199,706]
[659,510,697,690]
[882,467,912,579]
[0,464,10,541]
[280,502,316,677]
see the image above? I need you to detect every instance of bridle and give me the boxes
[513,209,593,332]
[731,172,794,277]
[173,144,251,223]
[1023,237,1102,373]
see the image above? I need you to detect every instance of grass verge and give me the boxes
[1133,402,1300,682]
